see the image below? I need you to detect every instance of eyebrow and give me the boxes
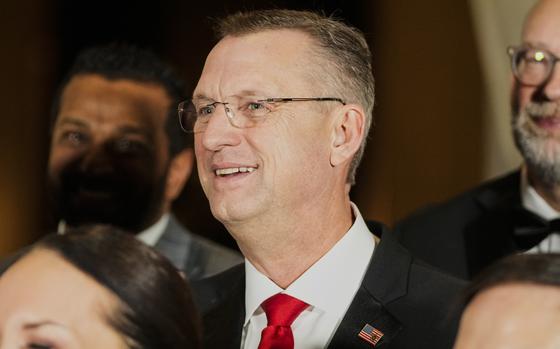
[55,117,88,129]
[56,118,151,139]
[193,90,269,101]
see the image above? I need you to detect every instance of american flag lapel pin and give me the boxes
[358,323,384,346]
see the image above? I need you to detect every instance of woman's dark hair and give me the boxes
[33,225,201,349]
[463,253,560,305]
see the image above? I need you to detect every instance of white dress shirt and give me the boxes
[58,213,169,247]
[521,170,560,253]
[241,203,376,349]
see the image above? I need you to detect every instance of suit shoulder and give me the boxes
[408,259,466,298]
[404,260,466,325]
[396,170,519,232]
[391,260,466,348]
[191,263,245,314]
[162,215,243,278]
[189,233,243,265]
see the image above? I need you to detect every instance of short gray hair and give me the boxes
[215,9,375,185]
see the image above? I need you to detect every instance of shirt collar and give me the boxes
[136,214,170,246]
[244,202,375,325]
[521,167,560,220]
[58,213,170,247]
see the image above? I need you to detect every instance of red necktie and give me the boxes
[258,293,309,349]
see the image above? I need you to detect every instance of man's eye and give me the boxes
[198,105,215,117]
[526,56,547,64]
[524,50,548,64]
[113,139,148,154]
[241,102,270,117]
[247,102,267,111]
[60,131,87,146]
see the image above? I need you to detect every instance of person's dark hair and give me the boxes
[463,253,560,305]
[51,43,190,155]
[34,225,201,349]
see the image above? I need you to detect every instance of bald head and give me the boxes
[523,0,560,44]
[454,283,560,349]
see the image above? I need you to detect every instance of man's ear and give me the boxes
[165,148,194,202]
[330,105,365,167]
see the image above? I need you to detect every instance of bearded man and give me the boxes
[1,44,242,279]
[396,0,560,279]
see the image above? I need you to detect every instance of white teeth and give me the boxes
[215,167,256,176]
[526,103,559,118]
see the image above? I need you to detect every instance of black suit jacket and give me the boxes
[193,221,465,349]
[395,170,521,280]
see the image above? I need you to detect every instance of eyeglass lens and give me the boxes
[512,47,555,86]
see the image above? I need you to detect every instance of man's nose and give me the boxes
[79,142,114,174]
[543,65,560,101]
[199,103,241,151]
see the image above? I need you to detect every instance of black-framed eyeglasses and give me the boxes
[508,45,560,86]
[178,97,346,133]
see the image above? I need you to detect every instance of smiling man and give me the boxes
[190,10,464,349]
[395,0,560,280]
[1,44,242,279]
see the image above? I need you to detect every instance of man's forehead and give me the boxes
[63,74,170,102]
[58,74,170,129]
[522,0,560,50]
[470,283,560,315]
[195,29,318,98]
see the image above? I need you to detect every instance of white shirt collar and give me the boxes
[244,202,375,326]
[137,214,170,246]
[521,167,560,220]
[58,213,170,247]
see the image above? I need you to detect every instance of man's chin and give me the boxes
[516,133,560,185]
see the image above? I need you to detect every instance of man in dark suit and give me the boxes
[395,0,560,280]
[188,10,464,348]
[1,45,242,279]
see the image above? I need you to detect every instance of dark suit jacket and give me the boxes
[193,221,465,349]
[0,214,243,280]
[158,215,242,280]
[394,170,521,280]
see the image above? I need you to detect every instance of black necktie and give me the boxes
[512,208,560,250]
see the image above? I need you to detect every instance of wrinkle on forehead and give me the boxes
[194,29,320,101]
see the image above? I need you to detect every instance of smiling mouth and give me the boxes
[214,167,257,177]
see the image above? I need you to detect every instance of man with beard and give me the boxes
[395,0,560,280]
[1,44,242,279]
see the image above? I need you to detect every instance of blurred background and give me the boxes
[0,0,536,256]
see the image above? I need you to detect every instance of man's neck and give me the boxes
[230,196,354,289]
[527,166,560,212]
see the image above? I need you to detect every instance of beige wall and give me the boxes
[354,0,485,224]
[469,0,536,178]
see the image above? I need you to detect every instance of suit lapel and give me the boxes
[464,170,521,276]
[154,215,194,275]
[328,223,407,348]
[328,288,402,348]
[200,265,246,349]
